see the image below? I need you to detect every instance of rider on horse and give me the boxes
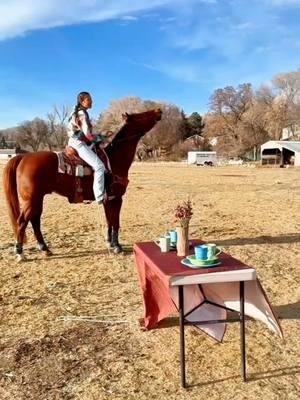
[67,91,106,204]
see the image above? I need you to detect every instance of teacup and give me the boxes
[169,230,177,245]
[194,245,208,260]
[159,236,170,252]
[207,243,221,260]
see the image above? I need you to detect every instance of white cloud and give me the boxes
[119,16,138,21]
[161,0,300,60]
[142,61,204,83]
[0,0,213,40]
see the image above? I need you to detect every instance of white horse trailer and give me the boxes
[187,151,217,166]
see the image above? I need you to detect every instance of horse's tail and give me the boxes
[3,155,24,239]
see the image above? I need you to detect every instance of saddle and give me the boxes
[56,146,129,203]
[57,145,110,176]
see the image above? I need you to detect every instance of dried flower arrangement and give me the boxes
[174,199,193,228]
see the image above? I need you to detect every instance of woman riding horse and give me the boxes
[3,107,162,261]
[68,92,106,204]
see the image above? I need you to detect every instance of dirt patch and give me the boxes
[1,325,143,400]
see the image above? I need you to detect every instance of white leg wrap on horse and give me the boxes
[16,253,26,262]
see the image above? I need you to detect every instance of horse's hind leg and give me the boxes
[28,195,52,256]
[31,214,52,257]
[15,203,31,262]
[15,197,50,261]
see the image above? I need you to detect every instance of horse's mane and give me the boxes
[105,109,159,155]
[111,121,130,144]
[107,111,147,148]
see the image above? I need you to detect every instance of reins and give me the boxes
[109,132,142,146]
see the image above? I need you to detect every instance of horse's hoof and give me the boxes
[106,241,114,249]
[43,250,53,257]
[16,254,26,263]
[113,245,123,254]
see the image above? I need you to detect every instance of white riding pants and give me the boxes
[68,138,105,201]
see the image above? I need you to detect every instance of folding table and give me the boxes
[134,240,283,388]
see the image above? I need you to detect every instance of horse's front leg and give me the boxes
[105,225,113,248]
[103,197,123,254]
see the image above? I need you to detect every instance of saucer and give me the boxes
[187,254,218,266]
[181,258,221,268]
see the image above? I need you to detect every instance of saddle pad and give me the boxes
[56,151,93,176]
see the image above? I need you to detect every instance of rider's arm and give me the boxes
[77,110,94,142]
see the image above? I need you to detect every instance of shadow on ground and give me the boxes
[214,233,300,246]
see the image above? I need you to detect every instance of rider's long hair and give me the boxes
[74,91,91,119]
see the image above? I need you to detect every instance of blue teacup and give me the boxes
[169,230,177,245]
[194,245,208,260]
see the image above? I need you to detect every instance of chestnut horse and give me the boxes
[3,108,162,261]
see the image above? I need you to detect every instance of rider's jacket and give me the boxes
[67,106,95,144]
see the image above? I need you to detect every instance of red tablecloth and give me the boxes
[134,241,283,342]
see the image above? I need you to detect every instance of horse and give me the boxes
[3,108,162,261]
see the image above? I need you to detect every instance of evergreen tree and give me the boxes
[187,112,205,137]
[178,110,192,140]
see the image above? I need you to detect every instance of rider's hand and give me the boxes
[92,135,103,144]
[99,140,109,149]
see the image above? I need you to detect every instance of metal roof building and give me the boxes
[261,140,300,167]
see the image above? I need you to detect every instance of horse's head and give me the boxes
[122,108,162,123]
[121,108,162,138]
[107,108,162,161]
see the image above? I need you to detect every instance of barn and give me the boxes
[260,140,300,167]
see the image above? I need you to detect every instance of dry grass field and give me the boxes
[0,161,299,400]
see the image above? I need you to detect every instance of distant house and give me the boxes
[0,148,27,161]
[184,134,204,149]
[261,140,300,167]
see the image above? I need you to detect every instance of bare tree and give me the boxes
[253,85,289,141]
[272,69,300,104]
[207,84,254,153]
[209,84,253,122]
[46,105,69,150]
[266,98,289,140]
[240,102,270,159]
[141,103,183,155]
[17,118,49,152]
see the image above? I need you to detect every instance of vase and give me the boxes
[176,225,189,257]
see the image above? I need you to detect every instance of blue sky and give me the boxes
[0,0,300,128]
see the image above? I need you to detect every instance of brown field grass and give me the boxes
[0,162,299,400]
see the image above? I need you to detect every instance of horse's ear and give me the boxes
[122,112,129,122]
[155,108,162,120]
